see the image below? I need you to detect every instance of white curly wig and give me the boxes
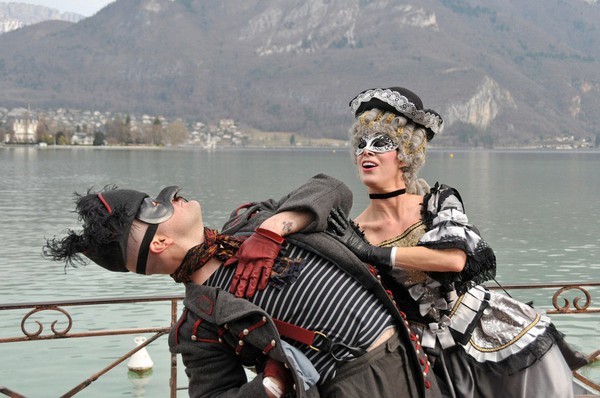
[349,109,431,195]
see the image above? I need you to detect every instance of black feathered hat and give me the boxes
[349,87,443,140]
[45,186,180,274]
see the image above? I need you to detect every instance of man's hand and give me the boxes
[263,358,293,398]
[326,207,393,270]
[225,228,284,298]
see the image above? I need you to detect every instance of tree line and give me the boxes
[34,115,190,146]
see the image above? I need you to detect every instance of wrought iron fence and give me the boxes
[1,283,598,397]
[0,295,183,397]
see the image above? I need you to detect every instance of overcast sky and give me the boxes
[0,0,115,16]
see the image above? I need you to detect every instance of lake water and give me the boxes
[1,146,599,396]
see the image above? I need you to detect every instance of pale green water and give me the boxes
[1,146,599,396]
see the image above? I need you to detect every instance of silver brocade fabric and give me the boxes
[463,292,552,363]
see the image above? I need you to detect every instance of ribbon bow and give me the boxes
[421,315,455,349]
[435,208,469,225]
[408,278,441,300]
[419,297,448,317]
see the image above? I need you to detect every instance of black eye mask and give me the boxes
[135,186,181,274]
[137,186,180,224]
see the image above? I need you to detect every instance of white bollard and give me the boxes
[127,336,154,374]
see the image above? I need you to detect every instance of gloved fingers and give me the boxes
[234,275,248,297]
[245,262,265,298]
[350,219,364,235]
[234,259,256,297]
[258,263,272,291]
[229,260,245,294]
[327,207,347,236]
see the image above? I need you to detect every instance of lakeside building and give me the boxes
[4,117,38,144]
[70,132,94,145]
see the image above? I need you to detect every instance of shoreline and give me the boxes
[2,143,600,153]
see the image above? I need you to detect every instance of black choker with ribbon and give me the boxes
[369,188,406,199]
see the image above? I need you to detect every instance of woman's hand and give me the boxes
[326,207,393,270]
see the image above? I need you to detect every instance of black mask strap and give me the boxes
[136,223,158,274]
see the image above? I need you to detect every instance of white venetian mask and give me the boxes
[355,134,398,156]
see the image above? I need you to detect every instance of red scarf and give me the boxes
[170,228,245,283]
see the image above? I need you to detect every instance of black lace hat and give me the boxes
[349,87,444,140]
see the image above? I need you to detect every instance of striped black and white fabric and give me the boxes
[206,244,394,383]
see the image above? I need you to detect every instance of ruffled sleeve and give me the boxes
[418,183,496,290]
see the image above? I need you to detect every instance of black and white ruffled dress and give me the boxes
[377,183,573,398]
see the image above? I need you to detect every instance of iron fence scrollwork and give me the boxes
[1,284,598,396]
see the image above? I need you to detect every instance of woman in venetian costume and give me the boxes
[326,87,576,398]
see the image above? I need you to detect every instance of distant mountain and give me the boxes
[0,0,598,146]
[0,2,83,33]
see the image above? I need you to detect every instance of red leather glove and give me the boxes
[263,358,293,397]
[225,228,284,298]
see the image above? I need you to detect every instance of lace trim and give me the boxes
[349,88,444,134]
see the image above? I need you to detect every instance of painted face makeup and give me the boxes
[355,134,398,156]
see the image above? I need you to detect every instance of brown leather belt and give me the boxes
[273,318,328,352]
[273,318,396,356]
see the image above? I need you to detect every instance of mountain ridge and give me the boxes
[0,0,598,146]
[0,2,83,33]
